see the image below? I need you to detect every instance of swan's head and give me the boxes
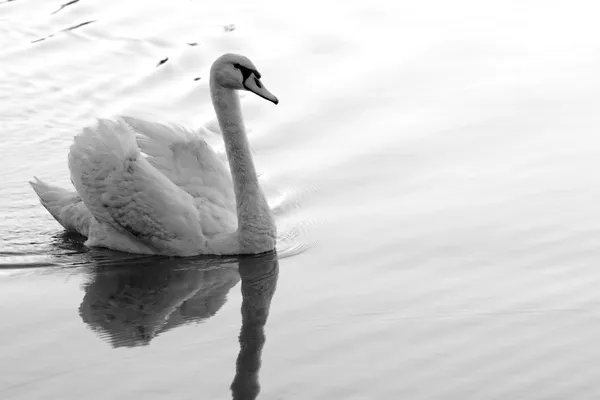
[211,53,279,105]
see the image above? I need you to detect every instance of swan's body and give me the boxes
[30,53,279,256]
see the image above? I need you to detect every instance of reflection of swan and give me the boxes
[79,256,240,347]
[30,53,279,256]
[78,249,279,398]
[231,252,279,400]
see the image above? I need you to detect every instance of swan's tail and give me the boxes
[67,118,141,228]
[29,177,92,236]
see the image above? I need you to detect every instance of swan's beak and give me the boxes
[244,74,279,105]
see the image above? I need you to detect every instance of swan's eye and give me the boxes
[254,77,262,88]
[233,63,241,69]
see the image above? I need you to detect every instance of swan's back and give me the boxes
[124,117,236,215]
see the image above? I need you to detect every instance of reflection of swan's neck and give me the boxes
[231,289,267,399]
[231,257,279,400]
[210,80,275,252]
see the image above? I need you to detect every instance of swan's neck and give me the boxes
[211,85,258,194]
[210,82,275,252]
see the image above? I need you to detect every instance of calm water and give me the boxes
[2,0,600,398]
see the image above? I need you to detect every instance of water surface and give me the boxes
[2,0,600,398]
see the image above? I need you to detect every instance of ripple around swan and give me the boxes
[264,180,321,258]
[276,219,319,259]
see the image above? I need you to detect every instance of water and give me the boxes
[2,0,600,398]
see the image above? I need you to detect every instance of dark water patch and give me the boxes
[51,0,80,15]
[0,251,41,256]
[0,261,60,269]
[0,249,62,269]
[63,20,95,32]
[51,231,88,252]
[31,20,96,43]
[156,57,168,67]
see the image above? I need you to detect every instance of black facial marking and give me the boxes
[233,63,262,90]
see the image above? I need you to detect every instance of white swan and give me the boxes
[30,53,279,256]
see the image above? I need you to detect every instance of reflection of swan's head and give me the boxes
[210,53,279,105]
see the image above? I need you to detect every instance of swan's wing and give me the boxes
[122,117,236,214]
[68,119,210,256]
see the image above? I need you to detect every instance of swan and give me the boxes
[30,53,279,256]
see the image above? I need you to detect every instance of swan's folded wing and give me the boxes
[123,117,236,214]
[68,119,208,256]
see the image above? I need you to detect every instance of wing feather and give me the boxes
[123,116,236,213]
[68,119,209,256]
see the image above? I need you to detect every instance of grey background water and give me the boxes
[2,0,600,398]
